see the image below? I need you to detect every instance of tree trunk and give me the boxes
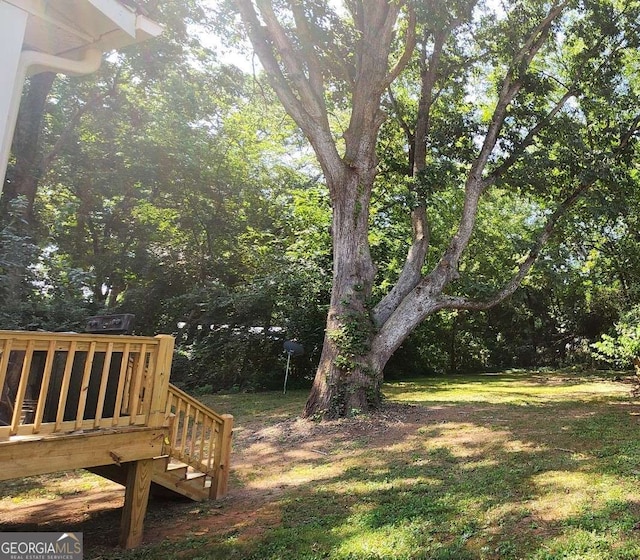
[1,72,56,226]
[304,170,380,418]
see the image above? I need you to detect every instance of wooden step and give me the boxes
[165,463,188,479]
[90,456,211,502]
[184,471,206,483]
[152,473,209,501]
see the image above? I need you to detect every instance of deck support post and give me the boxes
[148,335,174,428]
[119,458,153,549]
[210,413,234,499]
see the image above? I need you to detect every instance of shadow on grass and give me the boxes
[230,397,640,560]
[0,492,123,547]
[7,373,640,560]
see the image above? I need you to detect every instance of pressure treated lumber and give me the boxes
[120,458,153,548]
[0,427,167,481]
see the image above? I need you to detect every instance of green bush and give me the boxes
[591,305,640,372]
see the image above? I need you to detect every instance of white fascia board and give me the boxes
[86,1,163,43]
[87,0,136,38]
[135,13,164,40]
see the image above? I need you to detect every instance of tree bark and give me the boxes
[1,72,56,225]
[304,168,379,417]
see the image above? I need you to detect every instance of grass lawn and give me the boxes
[5,370,640,559]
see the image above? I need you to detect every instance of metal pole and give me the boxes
[284,351,292,394]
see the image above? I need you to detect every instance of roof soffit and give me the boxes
[5,0,161,58]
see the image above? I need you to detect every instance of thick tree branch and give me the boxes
[290,2,324,103]
[344,1,408,163]
[440,111,640,312]
[413,30,446,175]
[235,0,309,123]
[235,0,342,183]
[373,30,446,327]
[373,204,429,326]
[513,1,569,68]
[484,8,633,189]
[427,1,569,291]
[257,0,325,116]
[475,2,568,180]
[386,6,417,86]
[439,182,590,312]
[483,88,575,187]
[619,113,640,148]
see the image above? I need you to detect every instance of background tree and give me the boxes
[7,1,328,389]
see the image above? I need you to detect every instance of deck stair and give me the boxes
[92,383,233,502]
[151,457,212,501]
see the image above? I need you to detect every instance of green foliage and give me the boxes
[0,198,38,327]
[591,306,640,370]
[167,258,330,392]
[0,198,96,330]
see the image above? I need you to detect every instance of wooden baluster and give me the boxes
[199,414,208,466]
[207,418,216,471]
[0,338,13,438]
[206,420,217,472]
[140,349,155,417]
[55,341,77,432]
[11,340,35,434]
[113,343,131,426]
[171,398,182,457]
[33,339,56,433]
[180,403,192,461]
[189,408,199,460]
[75,341,96,430]
[0,338,12,407]
[94,342,114,428]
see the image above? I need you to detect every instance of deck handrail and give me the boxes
[165,383,233,498]
[0,331,174,439]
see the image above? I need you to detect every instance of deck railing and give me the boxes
[0,331,174,439]
[165,383,233,498]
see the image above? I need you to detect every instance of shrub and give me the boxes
[591,306,640,373]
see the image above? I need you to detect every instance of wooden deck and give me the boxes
[0,330,233,548]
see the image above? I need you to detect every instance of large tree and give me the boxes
[232,0,640,418]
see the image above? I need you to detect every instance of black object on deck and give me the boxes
[85,314,135,335]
